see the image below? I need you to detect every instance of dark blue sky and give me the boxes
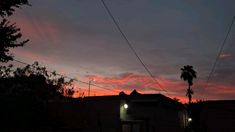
[9,0,235,102]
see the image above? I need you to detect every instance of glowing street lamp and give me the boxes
[188,117,192,122]
[124,103,128,109]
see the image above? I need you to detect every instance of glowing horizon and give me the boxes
[6,0,235,103]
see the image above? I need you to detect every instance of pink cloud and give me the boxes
[219,53,231,59]
[12,49,56,64]
[10,14,62,44]
[82,73,187,101]
[199,82,235,99]
[70,73,235,103]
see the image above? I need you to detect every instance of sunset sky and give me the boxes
[7,0,235,103]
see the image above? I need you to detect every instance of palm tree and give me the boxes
[180,65,197,103]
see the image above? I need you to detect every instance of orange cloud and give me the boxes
[71,73,235,103]
[80,73,187,102]
[199,82,235,99]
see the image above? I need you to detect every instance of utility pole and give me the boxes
[88,80,91,96]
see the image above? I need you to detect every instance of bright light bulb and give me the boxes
[188,118,192,122]
[124,104,128,109]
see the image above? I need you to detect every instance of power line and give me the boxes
[18,10,119,94]
[19,0,167,94]
[100,0,167,94]
[201,16,235,99]
[12,59,119,93]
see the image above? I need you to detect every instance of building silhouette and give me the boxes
[190,100,235,132]
[48,90,187,132]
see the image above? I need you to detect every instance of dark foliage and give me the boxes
[0,19,29,62]
[0,62,75,98]
[0,62,75,130]
[0,0,29,62]
[180,65,197,104]
[0,0,29,17]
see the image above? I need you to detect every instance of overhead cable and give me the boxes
[201,16,235,98]
[13,59,119,93]
[100,0,167,94]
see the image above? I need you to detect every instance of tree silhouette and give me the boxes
[0,61,75,99]
[0,62,75,129]
[0,0,29,62]
[180,65,197,104]
[0,0,29,17]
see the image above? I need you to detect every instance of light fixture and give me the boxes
[124,103,128,109]
[188,117,192,122]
